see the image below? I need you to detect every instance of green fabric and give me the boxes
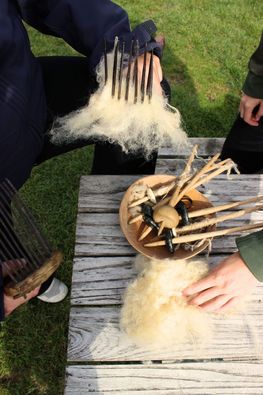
[243,71,263,98]
[236,230,263,281]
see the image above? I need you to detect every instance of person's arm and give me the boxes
[182,231,263,313]
[240,32,263,126]
[17,0,162,70]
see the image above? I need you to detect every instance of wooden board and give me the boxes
[156,158,212,175]
[65,362,263,394]
[74,214,263,257]
[71,255,263,306]
[77,174,263,212]
[158,137,225,157]
[67,301,263,362]
[75,174,263,256]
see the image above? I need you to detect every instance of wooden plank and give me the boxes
[71,256,135,305]
[74,210,263,256]
[77,174,263,212]
[67,300,263,362]
[65,362,263,394]
[70,255,215,306]
[156,158,209,175]
[74,230,241,256]
[156,158,263,175]
[78,175,135,213]
[71,255,263,305]
[158,137,225,158]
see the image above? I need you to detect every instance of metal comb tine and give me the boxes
[0,199,39,271]
[0,236,28,282]
[16,258,33,277]
[0,228,31,277]
[1,183,49,263]
[0,236,34,277]
[117,41,125,100]
[2,261,20,284]
[4,180,52,254]
[104,39,108,85]
[140,45,147,103]
[12,258,31,280]
[0,196,29,263]
[146,50,154,102]
[2,182,51,268]
[111,37,119,98]
[0,217,38,271]
[125,40,134,102]
[3,181,52,266]
[133,40,139,104]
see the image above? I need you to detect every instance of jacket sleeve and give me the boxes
[242,31,263,98]
[236,230,263,282]
[17,0,161,69]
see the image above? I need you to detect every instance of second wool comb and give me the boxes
[0,180,63,299]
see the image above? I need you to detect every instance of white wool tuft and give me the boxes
[50,51,189,158]
[120,254,212,346]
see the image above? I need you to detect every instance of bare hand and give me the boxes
[4,287,40,317]
[182,252,261,312]
[137,53,163,96]
[2,259,40,317]
[240,94,263,126]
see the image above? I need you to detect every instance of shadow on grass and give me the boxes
[163,44,240,137]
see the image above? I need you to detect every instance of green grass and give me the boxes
[0,1,262,393]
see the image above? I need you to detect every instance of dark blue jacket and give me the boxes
[0,0,160,321]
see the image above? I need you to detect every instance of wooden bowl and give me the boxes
[119,174,216,260]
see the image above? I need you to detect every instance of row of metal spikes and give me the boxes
[0,180,52,283]
[104,38,154,104]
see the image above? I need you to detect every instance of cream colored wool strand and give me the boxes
[50,51,188,158]
[120,254,212,347]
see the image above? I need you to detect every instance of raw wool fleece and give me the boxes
[120,254,212,347]
[50,50,188,158]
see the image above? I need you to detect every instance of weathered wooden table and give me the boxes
[65,138,263,394]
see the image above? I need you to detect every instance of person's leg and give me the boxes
[36,56,98,164]
[221,115,263,173]
[35,56,99,295]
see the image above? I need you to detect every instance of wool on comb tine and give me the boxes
[141,44,147,103]
[118,40,125,100]
[104,39,108,85]
[133,40,140,104]
[111,37,119,98]
[125,39,134,102]
[146,50,154,102]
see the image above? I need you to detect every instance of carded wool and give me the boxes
[50,51,188,158]
[120,254,212,346]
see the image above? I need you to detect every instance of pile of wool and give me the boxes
[120,254,212,346]
[50,50,188,158]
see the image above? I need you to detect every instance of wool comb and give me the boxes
[0,179,63,299]
[105,38,154,103]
